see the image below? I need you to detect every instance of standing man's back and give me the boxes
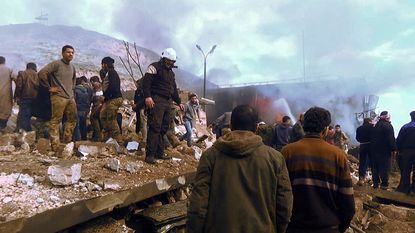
[282,107,355,233]
[0,56,14,132]
[188,105,293,233]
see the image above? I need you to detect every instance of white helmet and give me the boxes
[161,48,177,61]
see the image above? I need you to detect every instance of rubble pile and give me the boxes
[0,129,200,224]
[347,151,415,233]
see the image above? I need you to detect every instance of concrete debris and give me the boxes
[2,197,12,204]
[125,162,142,173]
[0,145,15,153]
[78,144,100,156]
[50,195,60,202]
[17,174,35,188]
[36,197,44,204]
[192,146,202,160]
[105,158,121,172]
[47,161,82,186]
[62,142,74,158]
[103,181,122,191]
[126,141,139,151]
[106,138,121,153]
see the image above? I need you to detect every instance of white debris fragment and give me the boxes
[47,161,82,186]
[62,142,74,158]
[2,197,13,204]
[105,158,121,172]
[156,179,171,191]
[192,146,202,160]
[126,141,139,151]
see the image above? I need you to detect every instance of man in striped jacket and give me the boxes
[282,107,355,233]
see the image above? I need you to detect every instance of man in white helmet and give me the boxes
[142,48,184,164]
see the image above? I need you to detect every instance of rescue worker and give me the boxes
[142,48,184,164]
[100,56,123,144]
[38,45,77,152]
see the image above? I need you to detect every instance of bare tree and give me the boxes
[119,40,144,81]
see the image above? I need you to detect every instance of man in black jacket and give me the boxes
[142,48,183,164]
[396,111,415,194]
[355,118,373,185]
[371,111,397,189]
[99,57,123,144]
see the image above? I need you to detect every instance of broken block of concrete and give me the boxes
[103,181,121,190]
[125,161,143,173]
[105,158,120,172]
[17,174,35,188]
[105,138,122,153]
[126,141,139,151]
[47,161,82,186]
[61,142,74,158]
[78,144,100,157]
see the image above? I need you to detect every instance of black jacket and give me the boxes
[371,119,396,153]
[102,68,122,101]
[396,121,415,151]
[355,123,373,144]
[289,122,304,143]
[142,60,181,105]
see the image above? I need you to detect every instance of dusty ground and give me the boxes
[0,138,198,224]
[349,160,415,233]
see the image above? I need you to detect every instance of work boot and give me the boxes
[156,154,172,160]
[145,156,156,164]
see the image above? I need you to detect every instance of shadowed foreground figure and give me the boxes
[188,104,293,233]
[282,107,355,233]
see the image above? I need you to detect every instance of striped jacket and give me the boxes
[281,135,355,232]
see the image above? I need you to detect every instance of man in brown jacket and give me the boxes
[188,104,293,233]
[15,62,38,132]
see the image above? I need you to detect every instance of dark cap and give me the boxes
[101,56,115,65]
[380,111,388,116]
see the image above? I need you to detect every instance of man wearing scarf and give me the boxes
[371,111,397,190]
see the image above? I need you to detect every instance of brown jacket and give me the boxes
[14,68,39,101]
[188,130,293,233]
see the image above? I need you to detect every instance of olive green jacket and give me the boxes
[188,130,293,233]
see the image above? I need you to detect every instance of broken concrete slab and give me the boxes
[103,181,121,191]
[47,161,82,186]
[126,141,139,151]
[75,141,118,157]
[105,158,120,172]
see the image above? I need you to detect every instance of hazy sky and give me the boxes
[2,0,415,131]
[2,0,415,86]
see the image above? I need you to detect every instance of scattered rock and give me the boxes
[125,161,143,173]
[103,181,121,190]
[61,142,74,158]
[50,196,60,202]
[105,138,121,153]
[17,174,35,188]
[36,197,44,204]
[105,158,120,172]
[47,161,82,186]
[2,197,13,204]
[126,141,139,151]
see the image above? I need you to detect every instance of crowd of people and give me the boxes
[356,111,415,194]
[188,105,355,233]
[0,45,203,165]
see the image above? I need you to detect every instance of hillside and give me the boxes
[0,23,206,93]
